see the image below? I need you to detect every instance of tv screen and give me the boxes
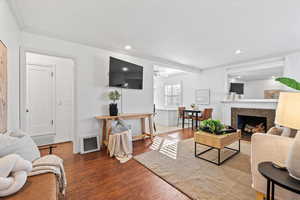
[230,83,244,94]
[109,57,143,89]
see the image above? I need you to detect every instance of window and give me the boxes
[164,83,182,106]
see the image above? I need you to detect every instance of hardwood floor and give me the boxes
[40,128,194,200]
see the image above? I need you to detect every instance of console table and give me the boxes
[95,113,154,148]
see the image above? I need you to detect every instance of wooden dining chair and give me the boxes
[177,107,192,127]
[193,108,213,126]
[201,108,213,120]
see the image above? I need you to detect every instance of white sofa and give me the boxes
[251,133,300,200]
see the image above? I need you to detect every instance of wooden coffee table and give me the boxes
[194,130,241,165]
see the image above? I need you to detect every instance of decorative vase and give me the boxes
[109,103,118,116]
[286,131,300,181]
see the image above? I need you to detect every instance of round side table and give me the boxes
[258,162,300,200]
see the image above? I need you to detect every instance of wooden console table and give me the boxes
[95,113,154,147]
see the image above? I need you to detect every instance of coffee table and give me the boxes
[194,130,241,165]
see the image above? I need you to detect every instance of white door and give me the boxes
[26,64,55,136]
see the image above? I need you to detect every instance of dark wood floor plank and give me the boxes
[40,128,194,200]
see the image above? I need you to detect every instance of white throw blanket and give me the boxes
[0,154,32,197]
[29,155,67,197]
[108,131,133,163]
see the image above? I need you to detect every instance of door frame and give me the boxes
[26,63,56,136]
[20,47,78,153]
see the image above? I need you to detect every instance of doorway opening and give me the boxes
[23,52,75,146]
[153,65,187,134]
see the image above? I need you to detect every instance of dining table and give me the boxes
[182,109,202,130]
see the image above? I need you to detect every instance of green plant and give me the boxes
[199,119,225,134]
[108,90,121,103]
[276,77,300,91]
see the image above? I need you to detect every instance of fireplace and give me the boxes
[231,108,275,140]
[237,115,267,134]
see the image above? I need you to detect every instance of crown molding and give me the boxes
[7,0,26,29]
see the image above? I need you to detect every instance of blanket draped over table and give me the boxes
[108,131,133,163]
[29,154,67,198]
[0,154,32,197]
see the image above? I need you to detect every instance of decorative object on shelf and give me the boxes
[108,90,121,116]
[195,89,210,105]
[190,103,198,110]
[275,77,300,181]
[0,41,7,134]
[199,119,237,135]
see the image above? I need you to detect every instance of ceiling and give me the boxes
[153,65,186,77]
[9,0,300,69]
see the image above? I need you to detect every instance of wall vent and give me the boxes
[80,135,100,154]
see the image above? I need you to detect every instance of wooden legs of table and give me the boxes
[101,119,112,148]
[101,120,107,148]
[141,118,146,139]
[255,192,265,200]
[148,116,154,141]
[100,115,154,149]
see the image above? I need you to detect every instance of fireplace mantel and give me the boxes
[221,99,278,126]
[221,99,278,103]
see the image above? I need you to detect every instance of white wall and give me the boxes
[26,53,74,144]
[21,32,155,152]
[154,67,226,120]
[0,0,20,131]
[285,52,300,89]
[243,79,283,99]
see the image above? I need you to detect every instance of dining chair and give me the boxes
[193,108,213,127]
[177,107,192,127]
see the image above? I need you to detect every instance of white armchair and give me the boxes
[251,133,300,200]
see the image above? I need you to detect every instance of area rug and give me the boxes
[134,138,255,200]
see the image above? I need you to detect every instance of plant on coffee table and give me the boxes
[199,119,225,135]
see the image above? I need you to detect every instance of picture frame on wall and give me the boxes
[195,89,210,105]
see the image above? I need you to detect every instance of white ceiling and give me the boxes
[153,65,186,77]
[9,0,300,69]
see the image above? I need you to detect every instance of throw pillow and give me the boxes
[267,127,283,136]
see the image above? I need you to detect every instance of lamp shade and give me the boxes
[275,92,300,130]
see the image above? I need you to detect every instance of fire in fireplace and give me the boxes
[237,115,267,135]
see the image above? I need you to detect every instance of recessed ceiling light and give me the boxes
[237,76,241,79]
[124,45,132,50]
[235,49,242,55]
[122,67,129,71]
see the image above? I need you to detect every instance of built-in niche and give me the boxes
[225,58,285,100]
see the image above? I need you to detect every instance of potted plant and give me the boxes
[199,119,225,135]
[108,90,121,116]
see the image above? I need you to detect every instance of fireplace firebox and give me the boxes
[237,115,267,135]
[231,107,275,141]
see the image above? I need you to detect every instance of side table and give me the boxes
[258,162,300,200]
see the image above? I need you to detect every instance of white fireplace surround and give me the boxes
[221,99,278,127]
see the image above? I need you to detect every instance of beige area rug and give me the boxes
[134,138,255,200]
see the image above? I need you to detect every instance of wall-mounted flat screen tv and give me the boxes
[229,83,244,94]
[109,57,143,90]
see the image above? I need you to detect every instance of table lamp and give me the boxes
[275,92,300,180]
